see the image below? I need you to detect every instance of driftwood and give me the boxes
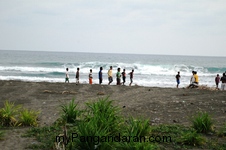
[43,90,77,94]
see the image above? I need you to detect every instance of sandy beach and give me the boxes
[0,80,226,149]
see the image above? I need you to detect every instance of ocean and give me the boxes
[0,50,225,88]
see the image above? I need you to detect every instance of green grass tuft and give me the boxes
[191,112,213,133]
[0,100,21,126]
[60,98,80,124]
[19,108,39,127]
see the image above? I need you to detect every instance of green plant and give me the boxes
[0,100,21,126]
[125,117,150,137]
[85,97,122,133]
[73,118,113,150]
[73,97,122,149]
[191,112,213,133]
[61,98,80,124]
[19,108,39,126]
[177,129,206,146]
[217,123,226,137]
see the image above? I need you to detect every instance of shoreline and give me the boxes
[0,79,218,89]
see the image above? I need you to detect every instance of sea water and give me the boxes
[0,50,225,88]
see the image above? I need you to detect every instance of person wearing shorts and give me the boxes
[108,66,113,85]
[65,68,69,83]
[89,69,93,84]
[76,68,80,84]
[175,71,180,88]
[116,68,121,85]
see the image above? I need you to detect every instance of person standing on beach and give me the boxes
[108,66,113,85]
[89,69,93,84]
[215,74,220,89]
[116,68,121,85]
[129,69,134,86]
[220,73,226,90]
[121,69,126,85]
[99,67,103,84]
[65,68,69,83]
[76,68,80,84]
[175,71,180,88]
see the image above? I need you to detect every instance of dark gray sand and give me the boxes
[0,80,225,149]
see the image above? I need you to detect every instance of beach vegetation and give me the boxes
[19,108,39,127]
[124,117,150,137]
[176,129,206,146]
[24,97,226,150]
[0,100,21,126]
[84,97,122,133]
[217,123,226,137]
[60,98,80,124]
[191,112,213,133]
[0,100,40,127]
[72,97,122,149]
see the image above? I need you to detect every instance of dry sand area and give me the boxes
[0,80,226,149]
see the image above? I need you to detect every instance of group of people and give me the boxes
[175,70,226,90]
[65,66,135,86]
[175,71,199,89]
[215,72,226,90]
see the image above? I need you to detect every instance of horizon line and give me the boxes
[0,49,225,58]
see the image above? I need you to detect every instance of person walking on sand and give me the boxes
[116,68,121,85]
[89,69,93,84]
[215,74,220,89]
[129,69,134,86]
[99,67,103,84]
[121,69,126,85]
[220,73,226,90]
[75,68,80,84]
[65,68,69,83]
[175,71,180,88]
[108,66,113,85]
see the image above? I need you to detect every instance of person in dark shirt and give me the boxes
[121,69,126,85]
[76,68,80,84]
[220,73,226,90]
[129,69,134,86]
[175,71,180,88]
[99,67,103,84]
[215,74,220,89]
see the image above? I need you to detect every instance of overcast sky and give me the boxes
[0,0,226,56]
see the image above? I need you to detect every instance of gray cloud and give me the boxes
[0,0,226,56]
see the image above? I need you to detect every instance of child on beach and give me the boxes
[89,69,93,84]
[121,69,126,85]
[99,67,103,84]
[175,72,180,88]
[129,69,134,86]
[108,66,113,85]
[76,68,80,84]
[215,74,220,89]
[116,68,121,85]
[65,68,69,83]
